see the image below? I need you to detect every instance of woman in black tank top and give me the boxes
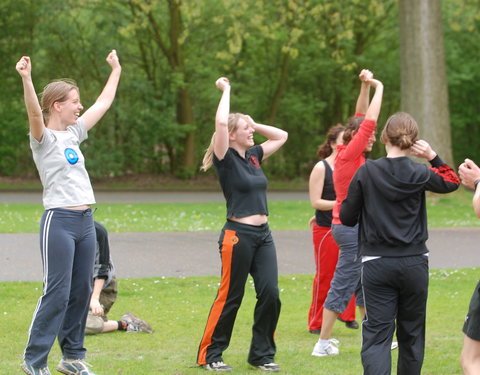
[307,124,358,334]
[196,77,288,372]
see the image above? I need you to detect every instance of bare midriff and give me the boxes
[63,205,90,210]
[230,214,267,226]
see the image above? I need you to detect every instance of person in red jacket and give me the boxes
[340,112,460,375]
[312,69,383,357]
[307,124,358,334]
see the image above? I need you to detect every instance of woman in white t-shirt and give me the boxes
[16,50,121,375]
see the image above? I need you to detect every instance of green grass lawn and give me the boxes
[1,269,476,374]
[0,189,478,233]
[1,187,478,373]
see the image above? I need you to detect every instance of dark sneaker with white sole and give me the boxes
[202,361,232,371]
[256,362,281,372]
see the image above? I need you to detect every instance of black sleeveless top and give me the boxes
[315,159,335,227]
[213,145,268,219]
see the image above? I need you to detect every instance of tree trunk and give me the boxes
[268,52,290,125]
[399,0,453,165]
[169,0,196,173]
[177,86,195,171]
[128,0,196,174]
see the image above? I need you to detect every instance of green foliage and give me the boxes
[0,270,475,374]
[443,0,480,165]
[0,0,478,178]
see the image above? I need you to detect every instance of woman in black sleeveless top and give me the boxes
[307,124,357,334]
[197,77,288,372]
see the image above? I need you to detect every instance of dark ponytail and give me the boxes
[317,124,345,159]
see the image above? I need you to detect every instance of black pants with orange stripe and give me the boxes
[197,220,281,367]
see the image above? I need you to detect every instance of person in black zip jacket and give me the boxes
[340,112,460,375]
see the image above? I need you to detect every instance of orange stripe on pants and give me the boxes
[197,230,236,365]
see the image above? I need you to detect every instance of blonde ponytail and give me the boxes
[200,133,216,171]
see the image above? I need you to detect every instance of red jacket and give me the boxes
[332,116,376,225]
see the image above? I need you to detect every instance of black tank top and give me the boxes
[315,159,336,227]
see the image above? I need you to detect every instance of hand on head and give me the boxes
[459,158,480,189]
[106,49,121,69]
[243,114,256,127]
[410,139,436,161]
[15,56,31,78]
[215,77,230,91]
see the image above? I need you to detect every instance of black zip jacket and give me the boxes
[340,155,460,257]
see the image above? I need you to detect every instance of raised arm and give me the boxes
[459,158,480,218]
[213,77,231,161]
[340,78,383,161]
[355,69,373,115]
[246,116,288,160]
[364,78,384,122]
[80,50,122,131]
[16,56,45,142]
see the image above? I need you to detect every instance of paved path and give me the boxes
[0,191,308,204]
[1,228,479,282]
[1,191,479,281]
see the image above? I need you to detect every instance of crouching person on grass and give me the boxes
[86,222,153,336]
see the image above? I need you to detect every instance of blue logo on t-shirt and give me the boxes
[64,148,79,165]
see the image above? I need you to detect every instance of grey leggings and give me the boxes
[324,223,364,313]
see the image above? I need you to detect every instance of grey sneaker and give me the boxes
[56,359,96,375]
[121,312,153,333]
[21,361,51,375]
[257,362,281,372]
[202,361,232,371]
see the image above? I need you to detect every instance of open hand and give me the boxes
[410,139,436,160]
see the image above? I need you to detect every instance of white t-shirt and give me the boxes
[30,118,96,210]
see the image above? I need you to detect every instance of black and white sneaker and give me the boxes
[257,362,281,372]
[203,361,232,372]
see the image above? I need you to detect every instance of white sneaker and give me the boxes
[312,338,340,357]
[391,341,398,350]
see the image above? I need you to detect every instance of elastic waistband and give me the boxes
[224,220,270,236]
[46,207,93,216]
